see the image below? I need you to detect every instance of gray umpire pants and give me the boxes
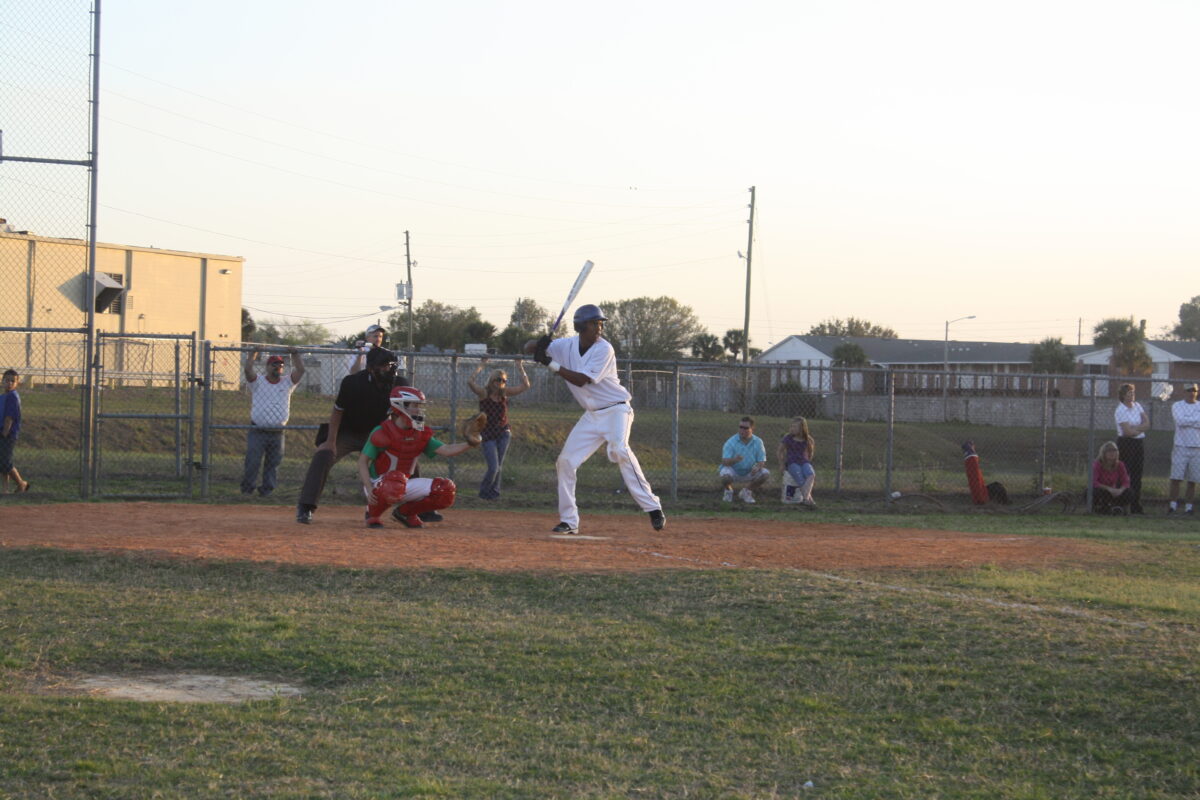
[297,430,369,510]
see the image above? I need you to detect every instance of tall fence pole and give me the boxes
[448,354,460,482]
[671,363,680,501]
[884,370,895,498]
[1039,377,1050,492]
[1086,381,1097,511]
[173,338,183,477]
[835,372,847,495]
[200,341,213,499]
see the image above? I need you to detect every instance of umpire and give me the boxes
[296,346,399,524]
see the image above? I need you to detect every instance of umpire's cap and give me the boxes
[367,347,397,367]
[366,323,387,336]
[572,304,607,331]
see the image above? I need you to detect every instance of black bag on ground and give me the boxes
[986,481,1010,504]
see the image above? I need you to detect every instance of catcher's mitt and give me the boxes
[460,412,487,447]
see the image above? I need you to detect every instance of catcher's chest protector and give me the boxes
[371,419,433,477]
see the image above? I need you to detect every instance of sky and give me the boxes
[4,0,1199,349]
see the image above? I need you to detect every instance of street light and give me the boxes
[943,315,976,421]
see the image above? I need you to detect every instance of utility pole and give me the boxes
[404,230,414,351]
[741,186,755,364]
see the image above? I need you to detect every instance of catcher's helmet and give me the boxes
[389,386,427,431]
[572,304,608,332]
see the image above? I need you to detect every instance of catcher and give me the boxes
[357,386,487,529]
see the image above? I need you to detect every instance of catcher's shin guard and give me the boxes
[397,477,457,517]
[367,471,409,523]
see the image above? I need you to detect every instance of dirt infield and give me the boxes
[0,503,1122,572]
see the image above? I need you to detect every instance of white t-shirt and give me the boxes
[547,335,631,412]
[1114,401,1146,439]
[1172,400,1200,448]
[345,343,374,376]
[248,375,299,428]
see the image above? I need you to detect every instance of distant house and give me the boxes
[1075,340,1200,399]
[756,335,1200,398]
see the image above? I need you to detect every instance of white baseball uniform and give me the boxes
[547,334,661,528]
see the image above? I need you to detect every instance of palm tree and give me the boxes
[1093,317,1152,376]
[722,329,747,361]
[690,334,724,361]
[831,342,869,367]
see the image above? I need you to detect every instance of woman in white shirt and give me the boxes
[1114,383,1149,514]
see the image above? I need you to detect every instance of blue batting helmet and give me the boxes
[572,304,608,331]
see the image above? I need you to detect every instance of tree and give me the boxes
[831,342,869,367]
[722,329,747,361]
[596,297,706,359]
[241,308,256,342]
[389,300,486,352]
[1172,296,1200,341]
[1029,337,1077,374]
[689,333,724,361]
[465,320,497,345]
[1093,317,1152,376]
[808,317,898,338]
[493,326,527,355]
[508,298,553,334]
[252,318,333,345]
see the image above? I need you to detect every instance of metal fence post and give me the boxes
[1039,376,1050,492]
[448,354,460,481]
[186,333,198,498]
[1086,381,1097,511]
[835,370,847,495]
[671,362,680,501]
[885,369,895,497]
[173,337,184,477]
[200,340,213,499]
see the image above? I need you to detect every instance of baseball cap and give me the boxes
[367,347,396,367]
[366,324,387,335]
[1186,383,1199,392]
[266,355,286,365]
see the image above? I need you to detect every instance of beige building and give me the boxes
[1,229,243,383]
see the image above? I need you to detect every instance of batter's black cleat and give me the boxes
[649,509,666,531]
[552,522,578,535]
[296,506,314,524]
[418,510,444,523]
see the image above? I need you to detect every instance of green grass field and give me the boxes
[1,513,1197,798]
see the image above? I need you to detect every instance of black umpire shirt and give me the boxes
[333,369,400,438]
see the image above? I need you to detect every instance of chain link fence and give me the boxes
[1,326,1188,514]
[163,348,1196,512]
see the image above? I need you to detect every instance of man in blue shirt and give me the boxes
[0,369,29,493]
[719,416,770,503]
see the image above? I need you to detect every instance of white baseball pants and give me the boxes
[556,403,660,528]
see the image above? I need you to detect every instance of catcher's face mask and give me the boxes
[398,401,426,431]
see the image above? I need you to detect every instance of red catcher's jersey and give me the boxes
[370,418,434,477]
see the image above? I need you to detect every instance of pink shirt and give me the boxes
[1092,460,1130,490]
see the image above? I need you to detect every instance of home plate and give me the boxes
[550,534,610,541]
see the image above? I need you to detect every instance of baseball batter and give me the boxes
[357,387,479,529]
[533,304,665,534]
